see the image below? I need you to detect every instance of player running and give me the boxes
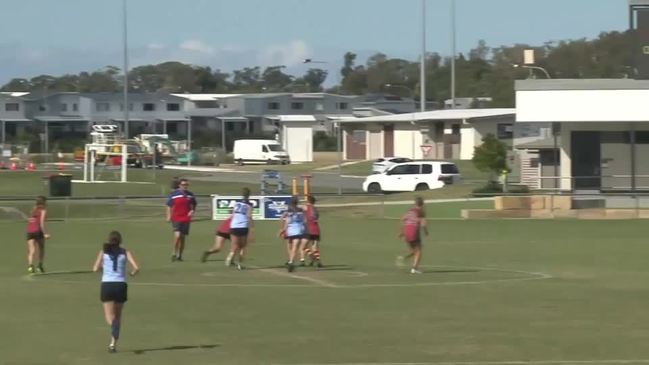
[92,231,140,353]
[165,178,196,262]
[304,194,323,268]
[281,196,308,272]
[201,215,232,263]
[225,188,254,270]
[26,196,50,274]
[397,197,428,274]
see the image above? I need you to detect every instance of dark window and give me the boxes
[441,164,459,174]
[143,103,155,111]
[226,122,234,131]
[166,103,180,111]
[262,145,269,153]
[39,104,47,112]
[391,157,413,163]
[268,102,280,110]
[167,123,178,133]
[390,164,420,175]
[5,103,19,111]
[422,164,433,174]
[497,123,513,139]
[60,104,68,112]
[636,131,649,144]
[291,102,304,110]
[338,102,348,110]
[451,124,461,135]
[72,103,78,112]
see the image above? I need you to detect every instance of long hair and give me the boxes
[289,195,300,212]
[103,231,123,271]
[242,187,250,201]
[31,196,46,216]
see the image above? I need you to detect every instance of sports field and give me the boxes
[4,208,649,365]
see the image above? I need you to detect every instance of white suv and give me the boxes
[362,161,461,193]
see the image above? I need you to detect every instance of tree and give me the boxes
[472,134,508,181]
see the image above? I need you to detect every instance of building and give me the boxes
[0,92,30,144]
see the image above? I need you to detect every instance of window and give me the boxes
[60,104,68,112]
[166,103,180,111]
[5,103,19,111]
[422,164,433,174]
[337,102,348,110]
[315,102,324,111]
[72,103,78,112]
[39,104,47,112]
[262,145,269,153]
[96,102,110,112]
[441,164,459,174]
[291,102,304,110]
[143,103,155,111]
[389,164,420,175]
[119,103,134,111]
[268,102,280,110]
[451,124,461,135]
[226,122,234,131]
[497,123,513,139]
[268,144,284,152]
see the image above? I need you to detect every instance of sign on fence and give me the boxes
[211,195,291,220]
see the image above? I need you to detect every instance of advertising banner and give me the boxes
[211,195,291,220]
[262,196,292,219]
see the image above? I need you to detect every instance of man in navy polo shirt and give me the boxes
[166,178,196,262]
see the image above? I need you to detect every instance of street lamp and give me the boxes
[513,64,551,79]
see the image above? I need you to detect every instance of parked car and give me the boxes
[371,157,413,174]
[233,139,290,165]
[362,161,462,193]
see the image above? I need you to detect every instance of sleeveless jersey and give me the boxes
[230,201,251,229]
[305,204,320,235]
[286,208,306,237]
[217,216,232,233]
[403,207,423,243]
[102,248,127,282]
[26,208,44,233]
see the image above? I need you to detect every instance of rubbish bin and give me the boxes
[49,174,72,197]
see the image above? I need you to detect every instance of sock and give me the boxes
[304,248,312,257]
[111,319,121,340]
[313,249,321,260]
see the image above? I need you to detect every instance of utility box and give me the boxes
[49,174,72,197]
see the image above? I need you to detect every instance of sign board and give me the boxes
[1,149,10,158]
[420,144,433,156]
[211,195,291,220]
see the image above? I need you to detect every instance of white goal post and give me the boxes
[82,143,128,183]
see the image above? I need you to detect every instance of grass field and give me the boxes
[4,208,649,365]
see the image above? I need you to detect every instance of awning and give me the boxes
[267,115,317,122]
[0,118,31,122]
[35,116,88,122]
[155,118,190,122]
[109,118,147,122]
[338,108,515,124]
[215,117,248,122]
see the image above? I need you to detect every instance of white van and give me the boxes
[362,161,461,193]
[233,139,290,165]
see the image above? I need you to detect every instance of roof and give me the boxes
[267,115,317,122]
[338,108,515,123]
[0,118,31,122]
[0,92,29,97]
[171,94,241,101]
[34,116,88,122]
[515,139,557,150]
[515,79,649,91]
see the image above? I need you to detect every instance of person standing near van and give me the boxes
[26,196,50,274]
[166,178,196,262]
[396,197,428,274]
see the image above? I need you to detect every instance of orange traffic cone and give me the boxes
[10,162,17,170]
[26,162,36,171]
[0,161,4,169]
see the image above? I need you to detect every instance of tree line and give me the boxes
[1,30,633,107]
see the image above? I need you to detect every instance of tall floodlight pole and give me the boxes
[123,0,130,138]
[420,0,426,112]
[450,0,456,109]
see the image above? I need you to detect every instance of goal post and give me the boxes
[82,143,128,183]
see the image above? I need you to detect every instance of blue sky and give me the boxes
[0,0,628,85]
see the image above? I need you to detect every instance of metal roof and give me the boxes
[0,92,29,97]
[171,94,241,101]
[338,108,515,123]
[515,79,649,91]
[266,115,317,122]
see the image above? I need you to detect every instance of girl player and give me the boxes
[93,231,140,353]
[225,188,254,270]
[281,196,308,272]
[26,196,50,274]
[201,214,232,263]
[397,197,428,274]
[304,195,323,268]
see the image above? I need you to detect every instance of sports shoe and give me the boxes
[108,344,117,353]
[171,255,177,262]
[36,264,45,274]
[236,263,244,270]
[316,261,323,268]
[300,259,306,267]
[410,268,422,274]
[225,257,232,267]
[27,265,35,274]
[200,251,209,263]
[287,263,295,273]
[176,257,184,262]
[395,256,405,267]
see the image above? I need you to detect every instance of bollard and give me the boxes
[291,177,298,196]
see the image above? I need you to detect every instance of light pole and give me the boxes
[513,64,551,79]
[420,0,426,112]
[122,0,130,139]
[450,0,456,109]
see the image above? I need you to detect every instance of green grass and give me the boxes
[4,213,649,364]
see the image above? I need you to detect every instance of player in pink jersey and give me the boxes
[201,215,233,263]
[397,197,428,274]
[26,196,50,274]
[304,195,323,267]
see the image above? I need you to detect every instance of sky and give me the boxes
[0,0,628,86]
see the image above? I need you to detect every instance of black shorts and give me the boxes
[216,231,231,240]
[308,234,320,241]
[287,234,305,241]
[26,231,44,241]
[230,228,249,237]
[172,221,190,235]
[100,282,128,303]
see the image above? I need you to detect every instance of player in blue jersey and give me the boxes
[225,187,254,270]
[92,231,140,353]
[280,196,308,272]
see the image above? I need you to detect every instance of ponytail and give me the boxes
[103,231,123,271]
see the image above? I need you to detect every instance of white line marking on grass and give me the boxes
[253,266,339,288]
[271,360,649,365]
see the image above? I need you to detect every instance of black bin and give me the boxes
[49,174,72,197]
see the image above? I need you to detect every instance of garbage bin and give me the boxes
[49,174,72,197]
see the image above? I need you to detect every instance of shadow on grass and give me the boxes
[37,270,93,276]
[131,344,219,355]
